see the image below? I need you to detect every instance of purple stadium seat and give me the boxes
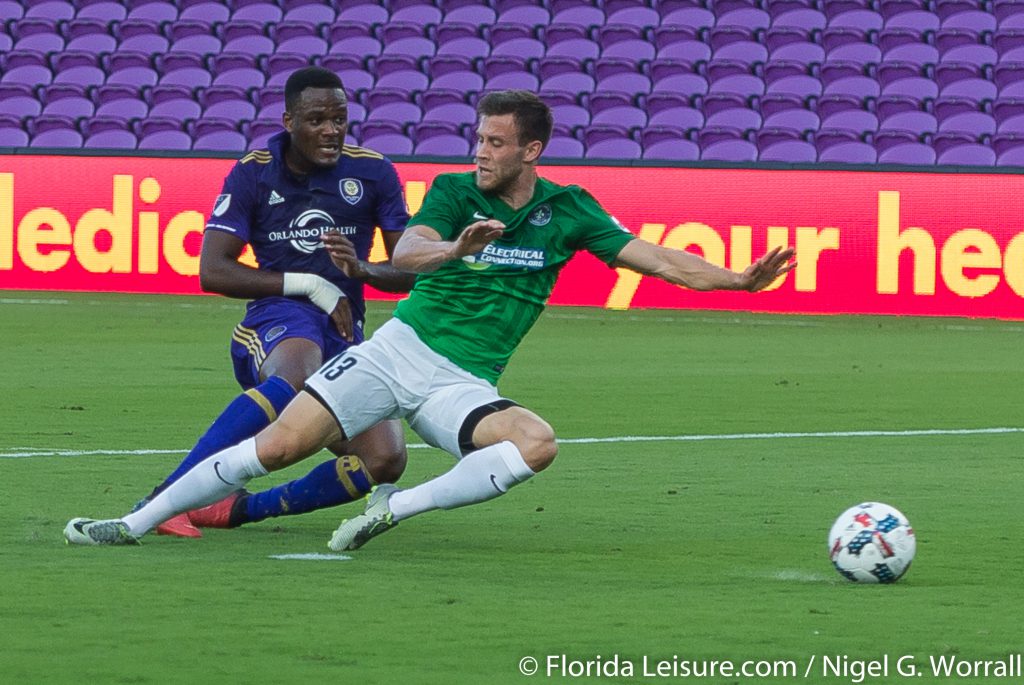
[203,98,256,121]
[764,107,820,132]
[607,5,659,27]
[485,72,540,91]
[940,77,997,102]
[30,128,83,147]
[126,1,178,22]
[717,7,771,32]
[651,73,709,99]
[706,106,762,131]
[879,110,938,138]
[282,3,336,24]
[27,113,77,136]
[495,4,550,28]
[766,74,824,99]
[414,135,471,157]
[550,103,590,129]
[701,139,759,161]
[996,143,1024,165]
[435,23,479,44]
[180,1,231,25]
[360,133,413,156]
[363,87,415,109]
[994,99,1024,127]
[381,36,436,60]
[817,140,878,163]
[138,130,192,150]
[659,6,715,32]
[763,59,813,85]
[597,73,652,97]
[824,75,881,103]
[652,42,712,70]
[149,97,202,122]
[277,35,329,57]
[938,111,997,136]
[77,0,126,21]
[84,129,138,149]
[544,136,584,158]
[646,98,704,128]
[391,3,442,25]
[446,5,497,25]
[878,0,928,18]
[550,3,605,28]
[643,139,701,161]
[586,138,643,159]
[759,139,818,162]
[81,114,131,136]
[365,101,422,126]
[327,34,383,58]
[941,9,997,33]
[1,125,30,146]
[937,143,997,165]
[540,73,596,94]
[592,105,648,129]
[376,69,429,93]
[422,102,476,127]
[546,38,601,61]
[2,64,54,87]
[231,1,282,23]
[41,95,94,119]
[436,36,490,60]
[713,40,769,66]
[194,130,248,151]
[821,108,879,134]
[877,141,936,163]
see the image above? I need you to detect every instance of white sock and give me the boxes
[389,441,535,522]
[122,438,267,536]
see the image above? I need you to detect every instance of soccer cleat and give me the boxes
[156,513,203,538]
[187,490,248,529]
[328,483,399,551]
[64,518,140,546]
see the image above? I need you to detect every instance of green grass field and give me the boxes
[2,292,1021,684]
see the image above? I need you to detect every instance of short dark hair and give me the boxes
[476,90,553,150]
[284,67,345,112]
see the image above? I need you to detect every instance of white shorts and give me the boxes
[304,318,509,458]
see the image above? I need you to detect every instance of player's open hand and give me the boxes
[454,220,505,258]
[740,246,797,292]
[329,296,355,342]
[323,231,368,280]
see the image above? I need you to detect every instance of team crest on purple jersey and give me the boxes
[339,178,363,205]
[212,194,231,217]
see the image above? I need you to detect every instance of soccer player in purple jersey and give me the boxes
[135,66,415,538]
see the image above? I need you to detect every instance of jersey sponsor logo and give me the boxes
[265,325,287,343]
[462,244,546,270]
[527,203,552,226]
[268,209,357,254]
[212,194,231,217]
[268,190,285,205]
[339,178,363,205]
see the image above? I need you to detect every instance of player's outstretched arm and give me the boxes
[613,239,796,292]
[392,221,505,273]
[200,229,284,298]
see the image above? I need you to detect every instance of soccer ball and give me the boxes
[828,502,916,583]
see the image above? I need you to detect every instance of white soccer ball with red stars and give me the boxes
[828,502,916,583]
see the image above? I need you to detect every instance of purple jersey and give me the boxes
[205,131,409,324]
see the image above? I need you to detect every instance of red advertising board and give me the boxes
[2,153,1024,319]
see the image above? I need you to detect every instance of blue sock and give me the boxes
[239,455,375,524]
[150,376,296,497]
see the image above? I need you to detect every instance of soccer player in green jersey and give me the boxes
[65,90,795,548]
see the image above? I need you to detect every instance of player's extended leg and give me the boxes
[64,392,341,545]
[329,406,556,551]
[191,419,407,528]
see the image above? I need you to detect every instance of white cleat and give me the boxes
[328,484,399,551]
[64,518,140,546]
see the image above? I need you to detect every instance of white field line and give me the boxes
[5,297,1024,332]
[3,426,1022,459]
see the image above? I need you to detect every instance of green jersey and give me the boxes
[393,171,634,384]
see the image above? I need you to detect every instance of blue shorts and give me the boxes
[230,297,364,390]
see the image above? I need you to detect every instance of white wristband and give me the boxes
[282,272,345,314]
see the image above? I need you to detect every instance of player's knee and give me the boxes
[516,419,558,472]
[255,425,308,472]
[366,445,407,484]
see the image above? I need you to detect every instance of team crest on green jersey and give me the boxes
[527,203,552,226]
